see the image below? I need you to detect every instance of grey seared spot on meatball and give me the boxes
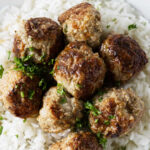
[49,132,102,150]
[100,34,148,82]
[58,2,102,48]
[37,87,83,133]
[89,88,144,138]
[0,68,42,118]
[13,17,63,63]
[53,42,106,99]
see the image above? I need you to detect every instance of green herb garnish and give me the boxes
[0,126,3,135]
[95,119,99,123]
[39,79,47,91]
[60,98,67,104]
[23,119,27,123]
[48,59,55,65]
[112,18,117,22]
[98,97,103,102]
[29,47,34,51]
[63,24,68,33]
[106,25,110,28]
[16,134,19,138]
[104,120,110,125]
[49,69,54,76]
[76,84,83,89]
[97,132,107,148]
[57,83,66,96]
[28,90,35,100]
[84,101,101,116]
[0,116,3,120]
[57,66,60,70]
[120,146,126,150]
[0,65,4,79]
[75,118,83,130]
[20,91,25,98]
[128,24,137,30]
[8,51,11,60]
[108,115,115,120]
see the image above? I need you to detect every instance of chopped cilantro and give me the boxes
[48,59,55,65]
[23,119,27,123]
[15,134,19,138]
[57,66,60,70]
[0,116,3,120]
[108,115,115,120]
[106,25,110,28]
[29,47,34,51]
[104,120,110,125]
[75,118,83,130]
[84,101,101,116]
[76,84,83,89]
[40,53,46,62]
[0,126,3,135]
[57,83,66,96]
[8,51,11,60]
[49,69,54,76]
[20,91,25,98]
[128,24,137,30]
[28,90,35,100]
[39,79,47,91]
[95,119,99,123]
[60,97,67,104]
[0,65,4,79]
[98,97,103,102]
[97,132,107,148]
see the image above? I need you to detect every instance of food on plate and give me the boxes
[100,34,148,82]
[58,2,102,48]
[89,88,144,138]
[13,17,63,63]
[53,42,106,99]
[37,86,83,133]
[49,131,102,150]
[0,68,42,118]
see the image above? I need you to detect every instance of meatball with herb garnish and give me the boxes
[49,131,102,150]
[89,88,144,138]
[37,86,83,133]
[13,17,63,64]
[53,42,106,99]
[58,2,102,48]
[0,68,42,118]
[100,34,148,82]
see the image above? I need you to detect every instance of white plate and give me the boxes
[0,0,150,21]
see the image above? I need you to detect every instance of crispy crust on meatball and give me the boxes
[89,88,144,138]
[58,2,102,48]
[13,17,63,63]
[37,87,83,133]
[100,34,148,82]
[53,42,106,99]
[0,69,42,118]
[49,132,102,150]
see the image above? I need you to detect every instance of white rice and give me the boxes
[0,0,150,149]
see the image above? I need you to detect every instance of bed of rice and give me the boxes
[0,0,150,149]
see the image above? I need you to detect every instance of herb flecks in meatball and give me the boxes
[49,132,102,150]
[89,88,144,138]
[37,87,83,133]
[0,68,42,118]
[100,34,148,82]
[53,42,106,99]
[13,17,63,64]
[58,2,102,48]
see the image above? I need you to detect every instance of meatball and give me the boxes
[37,87,83,133]
[58,2,102,48]
[49,132,102,150]
[89,88,144,138]
[13,17,63,63]
[100,34,148,82]
[0,68,42,118]
[53,42,106,99]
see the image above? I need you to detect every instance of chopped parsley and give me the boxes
[112,18,117,22]
[49,69,54,76]
[0,116,3,120]
[104,120,110,125]
[20,91,25,98]
[8,51,11,60]
[57,66,60,70]
[74,118,83,130]
[15,134,19,138]
[39,79,47,91]
[106,25,110,28]
[97,132,107,148]
[0,126,3,135]
[84,101,101,116]
[28,90,35,100]
[40,53,46,62]
[128,24,137,30]
[108,115,115,120]
[57,83,66,96]
[15,85,18,89]
[98,97,103,102]
[60,97,67,104]
[63,24,68,33]
[95,119,99,123]
[76,84,83,89]
[97,89,106,102]
[23,119,27,123]
[48,59,55,66]
[0,65,4,79]
[29,47,34,51]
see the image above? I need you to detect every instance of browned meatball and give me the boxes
[37,87,83,133]
[100,34,148,82]
[49,132,102,150]
[58,2,102,48]
[89,88,144,138]
[13,17,63,63]
[53,42,106,99]
[0,68,42,118]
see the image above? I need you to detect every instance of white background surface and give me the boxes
[0,0,150,21]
